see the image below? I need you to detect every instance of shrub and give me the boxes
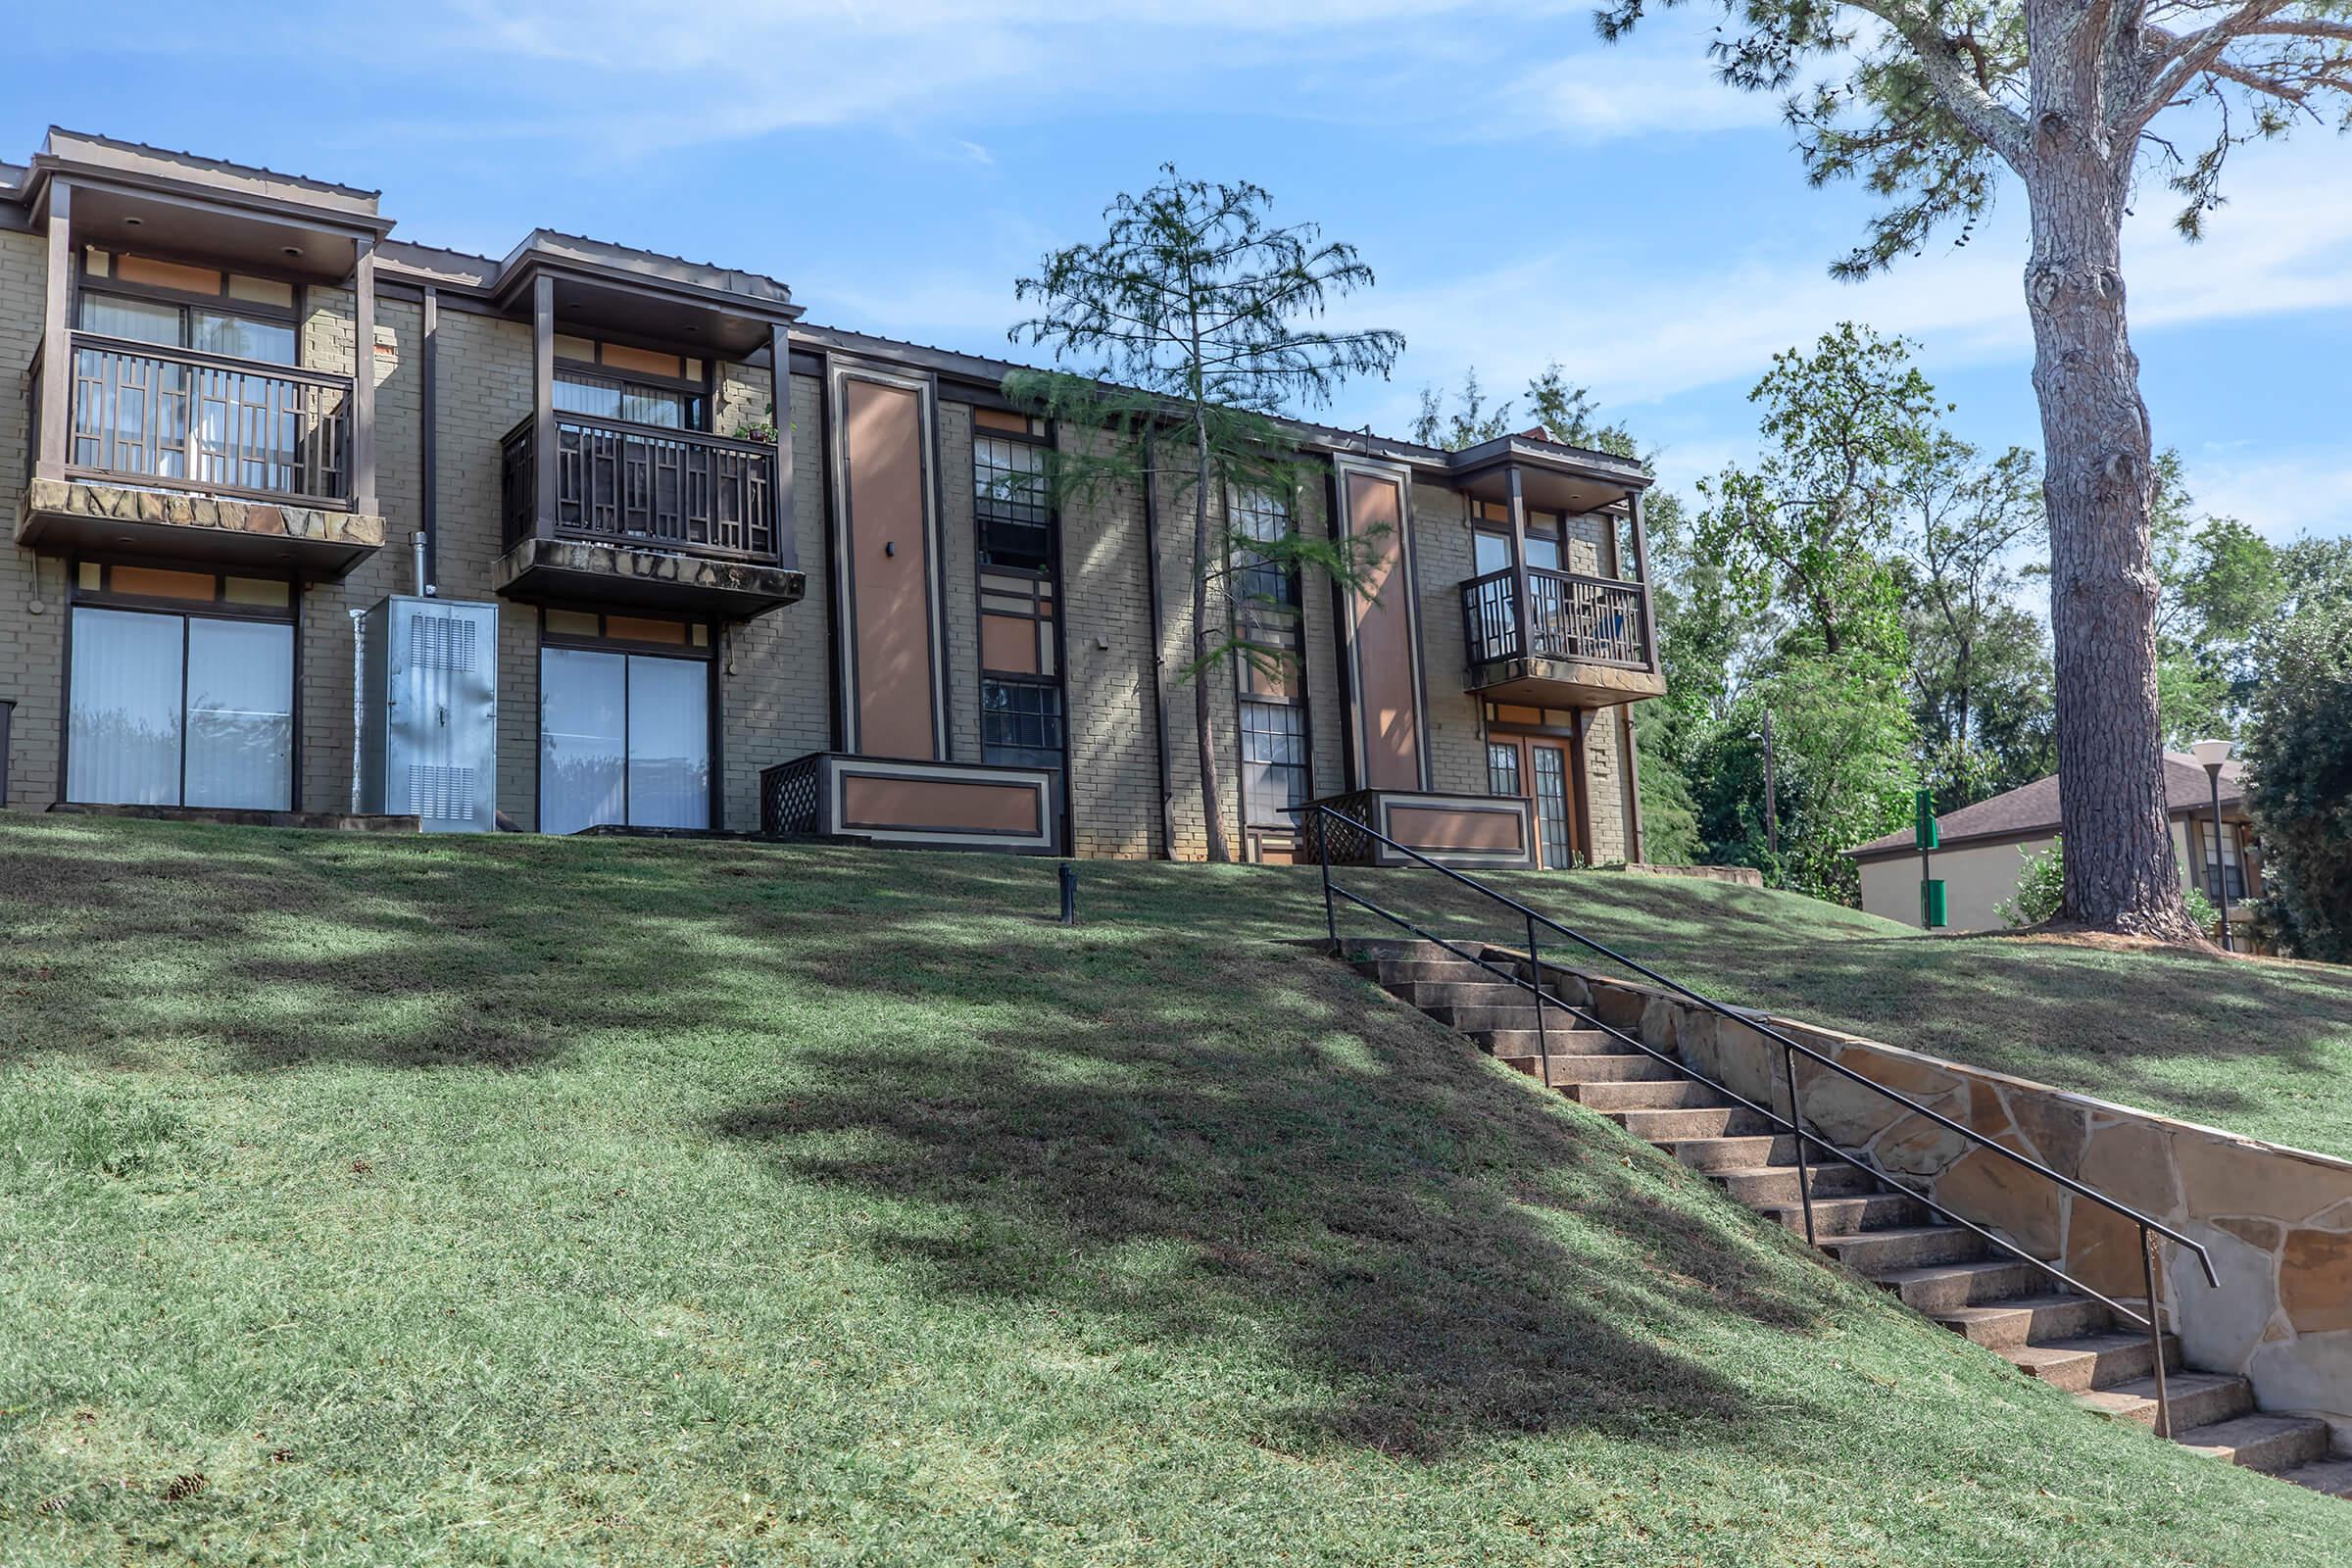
[1994,838,2065,927]
[2243,606,2352,961]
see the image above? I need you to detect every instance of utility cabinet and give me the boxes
[358,596,500,832]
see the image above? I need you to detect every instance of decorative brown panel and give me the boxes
[1387,804,1526,854]
[841,775,1042,835]
[981,612,1041,674]
[1341,466,1425,791]
[841,375,940,759]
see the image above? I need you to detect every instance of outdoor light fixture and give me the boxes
[2190,739,2235,952]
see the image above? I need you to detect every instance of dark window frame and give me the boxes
[1239,697,1310,829]
[60,557,303,810]
[974,428,1054,573]
[535,608,722,834]
[979,675,1065,771]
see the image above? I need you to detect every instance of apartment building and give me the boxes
[0,130,1664,866]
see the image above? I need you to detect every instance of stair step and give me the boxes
[1933,1294,2113,1350]
[1389,978,1540,1008]
[2007,1331,2180,1393]
[1877,1257,2051,1312]
[1426,1003,1581,1032]
[2079,1371,2253,1432]
[1608,1105,1776,1140]
[1569,1079,1735,1112]
[1659,1132,1798,1171]
[2274,1457,2352,1498]
[1709,1162,1881,1206]
[1821,1224,1988,1273]
[1359,957,1492,986]
[1496,1052,1679,1086]
[1478,1028,1620,1058]
[1756,1193,1930,1238]
[2176,1412,2333,1473]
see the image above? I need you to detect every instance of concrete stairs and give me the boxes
[1348,941,2350,1499]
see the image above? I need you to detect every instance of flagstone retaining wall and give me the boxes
[1537,956,2352,1444]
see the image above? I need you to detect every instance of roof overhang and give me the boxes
[25,128,392,284]
[1446,434,1652,514]
[490,230,802,359]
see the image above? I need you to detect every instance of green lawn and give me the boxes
[1,813,2346,1566]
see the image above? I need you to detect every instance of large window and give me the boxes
[980,679,1064,772]
[78,269,298,368]
[67,565,296,810]
[551,336,708,431]
[975,434,1051,572]
[1240,700,1308,827]
[538,613,712,834]
[1231,485,1297,609]
[552,369,703,431]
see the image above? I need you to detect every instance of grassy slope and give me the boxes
[0,813,2344,1567]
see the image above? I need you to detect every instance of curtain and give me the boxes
[183,619,293,809]
[540,648,627,834]
[68,609,183,805]
[624,656,710,829]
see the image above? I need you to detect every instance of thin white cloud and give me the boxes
[1364,135,2352,412]
[2180,446,2352,542]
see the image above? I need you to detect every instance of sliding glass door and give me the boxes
[68,605,294,809]
[539,646,710,834]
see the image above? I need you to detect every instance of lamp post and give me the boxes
[2189,738,2234,952]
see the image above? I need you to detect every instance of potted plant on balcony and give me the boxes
[733,402,780,445]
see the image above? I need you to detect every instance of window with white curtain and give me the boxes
[68,606,293,809]
[539,647,710,833]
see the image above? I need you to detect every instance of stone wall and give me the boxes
[1555,959,2352,1441]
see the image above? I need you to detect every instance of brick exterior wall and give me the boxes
[0,195,1653,862]
[0,228,61,810]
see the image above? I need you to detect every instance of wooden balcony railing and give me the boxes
[54,331,354,507]
[502,412,780,563]
[1459,565,1650,670]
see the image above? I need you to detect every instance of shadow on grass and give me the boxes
[703,890,1859,1461]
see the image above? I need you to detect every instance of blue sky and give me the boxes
[14,1,2350,540]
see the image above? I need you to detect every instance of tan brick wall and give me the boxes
[937,399,981,762]
[716,370,832,828]
[1058,426,1163,859]
[1410,480,1488,799]
[0,228,60,810]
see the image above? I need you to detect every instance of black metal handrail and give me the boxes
[1312,805,2221,1439]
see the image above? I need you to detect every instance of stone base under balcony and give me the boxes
[18,477,384,578]
[494,536,807,620]
[1467,655,1667,708]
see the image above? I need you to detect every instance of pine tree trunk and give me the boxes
[2020,112,2196,938]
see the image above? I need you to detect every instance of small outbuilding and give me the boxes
[1846,753,2259,933]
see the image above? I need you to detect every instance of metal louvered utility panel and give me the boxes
[358,596,500,833]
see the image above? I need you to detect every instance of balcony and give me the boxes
[496,412,805,618]
[20,333,384,576]
[1458,565,1665,706]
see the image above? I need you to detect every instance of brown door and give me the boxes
[1489,735,1576,869]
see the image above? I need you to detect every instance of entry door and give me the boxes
[1488,735,1576,869]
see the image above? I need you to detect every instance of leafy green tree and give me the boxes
[1008,167,1403,862]
[1893,434,2049,806]
[2243,603,2352,962]
[1596,0,2352,939]
[1692,324,1933,662]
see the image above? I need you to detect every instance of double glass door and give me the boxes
[1487,734,1576,869]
